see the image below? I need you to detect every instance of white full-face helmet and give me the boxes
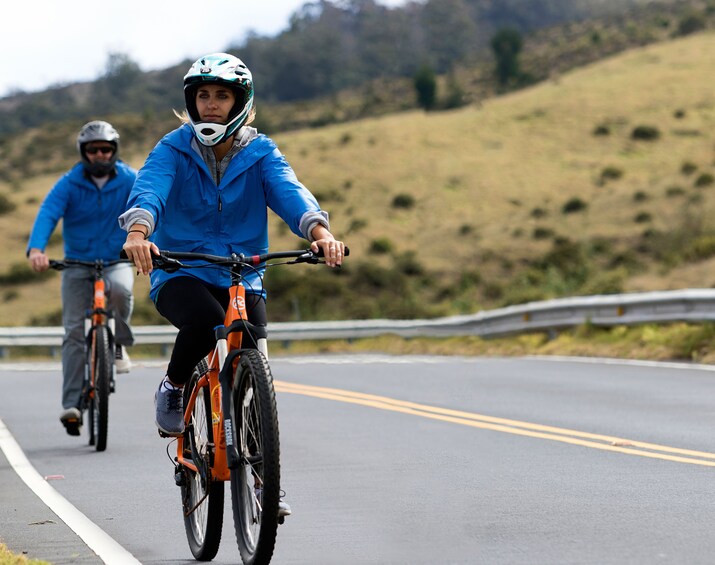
[76,120,120,176]
[183,53,254,146]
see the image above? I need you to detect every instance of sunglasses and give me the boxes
[85,146,114,155]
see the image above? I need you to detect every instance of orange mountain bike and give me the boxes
[149,247,346,564]
[49,258,129,452]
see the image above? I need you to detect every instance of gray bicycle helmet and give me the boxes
[77,120,120,176]
[183,53,254,146]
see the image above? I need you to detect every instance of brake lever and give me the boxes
[153,255,184,273]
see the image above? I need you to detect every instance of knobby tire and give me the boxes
[230,349,281,565]
[88,325,111,452]
[181,366,224,560]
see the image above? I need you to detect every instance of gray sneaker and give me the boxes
[60,407,82,436]
[154,379,184,437]
[115,346,131,374]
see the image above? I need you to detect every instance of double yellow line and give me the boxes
[275,380,715,467]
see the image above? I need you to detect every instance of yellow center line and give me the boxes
[274,380,715,467]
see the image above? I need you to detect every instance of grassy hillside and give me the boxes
[2,31,715,327]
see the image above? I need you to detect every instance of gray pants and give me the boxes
[61,263,135,409]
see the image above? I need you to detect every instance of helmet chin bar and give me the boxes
[194,122,229,146]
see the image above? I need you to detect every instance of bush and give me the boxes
[631,125,660,141]
[681,161,698,175]
[677,13,706,36]
[347,218,367,233]
[685,235,715,261]
[533,227,554,240]
[665,185,685,197]
[634,212,652,223]
[392,194,415,209]
[599,166,623,184]
[592,124,610,136]
[695,173,714,188]
[0,192,16,215]
[633,191,648,202]
[369,238,393,254]
[562,197,588,214]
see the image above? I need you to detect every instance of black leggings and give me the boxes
[155,276,267,386]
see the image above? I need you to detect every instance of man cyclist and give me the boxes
[27,120,138,436]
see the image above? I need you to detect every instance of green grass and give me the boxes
[0,544,49,565]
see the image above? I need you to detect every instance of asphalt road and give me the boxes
[2,354,715,564]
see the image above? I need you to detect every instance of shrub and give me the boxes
[533,227,554,240]
[347,218,367,233]
[530,207,547,218]
[674,109,686,119]
[458,224,474,235]
[392,194,415,209]
[695,173,714,188]
[677,13,706,36]
[631,125,660,141]
[681,161,698,175]
[633,191,648,202]
[0,192,15,215]
[634,212,652,223]
[685,235,715,261]
[592,124,610,136]
[369,238,393,254]
[665,185,685,197]
[562,197,588,214]
[599,166,623,183]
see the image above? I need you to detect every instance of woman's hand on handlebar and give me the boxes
[309,226,346,268]
[122,231,159,275]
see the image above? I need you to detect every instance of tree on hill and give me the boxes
[491,27,524,86]
[414,64,437,110]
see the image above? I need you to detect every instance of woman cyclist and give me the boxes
[119,53,345,482]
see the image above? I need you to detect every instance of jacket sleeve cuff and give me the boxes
[118,208,155,236]
[300,211,330,242]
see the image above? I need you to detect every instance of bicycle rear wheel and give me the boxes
[181,366,224,560]
[230,349,281,565]
[87,325,111,452]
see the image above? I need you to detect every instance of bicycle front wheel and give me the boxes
[230,349,281,565]
[88,325,111,452]
[181,366,224,561]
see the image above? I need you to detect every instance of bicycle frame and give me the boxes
[49,258,128,451]
[176,271,267,482]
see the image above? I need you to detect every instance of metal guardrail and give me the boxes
[2,289,715,356]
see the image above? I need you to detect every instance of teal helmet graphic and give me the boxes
[183,53,254,146]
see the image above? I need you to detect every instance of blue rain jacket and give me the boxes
[126,124,324,301]
[27,161,137,261]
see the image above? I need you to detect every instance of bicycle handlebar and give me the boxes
[119,247,350,273]
[49,258,131,271]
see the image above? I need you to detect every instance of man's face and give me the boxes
[84,142,115,164]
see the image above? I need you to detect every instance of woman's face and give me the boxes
[196,84,236,124]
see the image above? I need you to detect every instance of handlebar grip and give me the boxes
[313,246,350,258]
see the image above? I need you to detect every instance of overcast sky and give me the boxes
[0,0,409,98]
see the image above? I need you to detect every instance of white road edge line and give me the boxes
[0,417,142,565]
